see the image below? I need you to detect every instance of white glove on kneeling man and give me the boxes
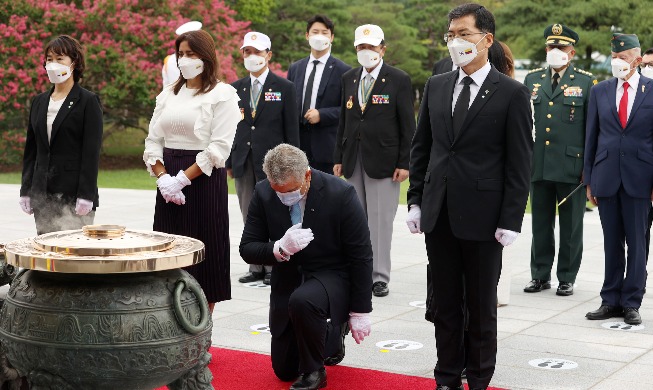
[349,312,371,344]
[406,204,421,234]
[494,228,518,247]
[75,198,94,216]
[274,223,313,261]
[19,196,33,215]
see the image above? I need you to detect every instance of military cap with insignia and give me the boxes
[544,24,579,46]
[611,33,640,53]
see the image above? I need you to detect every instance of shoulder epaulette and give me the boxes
[573,67,594,77]
[528,68,544,74]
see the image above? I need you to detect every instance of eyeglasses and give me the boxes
[443,32,485,43]
[640,63,653,68]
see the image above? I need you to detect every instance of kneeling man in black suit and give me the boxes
[240,144,373,390]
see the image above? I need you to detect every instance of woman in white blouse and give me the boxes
[144,29,241,311]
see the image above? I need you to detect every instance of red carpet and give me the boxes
[158,347,505,390]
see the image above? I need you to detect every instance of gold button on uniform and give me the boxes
[547,114,552,118]
[546,127,551,132]
[549,102,553,106]
[545,141,550,145]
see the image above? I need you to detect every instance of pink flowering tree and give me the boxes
[0,0,249,166]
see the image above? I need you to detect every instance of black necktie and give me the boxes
[302,60,320,123]
[452,76,473,137]
[552,72,560,90]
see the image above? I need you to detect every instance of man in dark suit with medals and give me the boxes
[523,24,596,297]
[287,15,350,173]
[240,144,373,390]
[407,4,533,389]
[334,24,415,298]
[227,32,300,285]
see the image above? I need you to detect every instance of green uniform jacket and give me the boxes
[525,65,597,184]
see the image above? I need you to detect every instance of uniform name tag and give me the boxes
[372,94,389,104]
[264,92,282,101]
[564,87,582,97]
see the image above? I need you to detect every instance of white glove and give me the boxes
[406,205,422,234]
[495,228,518,247]
[75,198,94,216]
[19,196,33,215]
[157,170,191,205]
[276,223,314,255]
[349,312,371,344]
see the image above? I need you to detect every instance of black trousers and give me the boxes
[271,277,344,380]
[299,123,333,175]
[426,203,502,389]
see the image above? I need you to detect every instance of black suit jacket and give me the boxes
[239,170,373,336]
[432,57,454,76]
[21,83,103,207]
[408,66,533,240]
[226,71,300,181]
[334,63,415,179]
[287,55,350,164]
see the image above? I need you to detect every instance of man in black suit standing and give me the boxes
[240,144,373,390]
[227,31,300,285]
[334,24,415,298]
[407,4,533,390]
[287,15,350,174]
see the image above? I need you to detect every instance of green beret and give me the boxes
[611,33,640,52]
[544,24,579,46]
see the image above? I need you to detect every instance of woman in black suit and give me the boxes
[20,35,103,234]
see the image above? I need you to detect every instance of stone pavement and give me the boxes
[1,183,651,389]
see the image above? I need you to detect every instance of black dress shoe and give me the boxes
[290,368,326,390]
[586,305,623,320]
[523,279,551,293]
[556,282,574,296]
[435,385,463,390]
[624,307,642,325]
[325,322,349,366]
[263,272,272,285]
[373,281,389,297]
[238,271,265,283]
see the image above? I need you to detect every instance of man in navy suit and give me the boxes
[227,31,300,285]
[585,33,653,325]
[240,144,372,390]
[287,15,350,174]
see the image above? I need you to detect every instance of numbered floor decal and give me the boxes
[375,340,423,352]
[601,322,645,331]
[409,301,427,309]
[249,324,271,334]
[528,358,578,370]
[244,281,270,289]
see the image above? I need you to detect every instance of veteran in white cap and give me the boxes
[226,31,300,286]
[161,21,202,88]
[333,24,415,298]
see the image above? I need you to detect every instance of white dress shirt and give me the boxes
[616,71,640,123]
[358,59,384,107]
[250,67,270,89]
[452,61,491,114]
[303,53,330,110]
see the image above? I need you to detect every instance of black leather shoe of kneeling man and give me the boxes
[289,368,326,390]
[238,271,265,283]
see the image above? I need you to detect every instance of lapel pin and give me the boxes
[485,90,489,94]
[329,65,333,68]
[243,88,246,91]
[481,95,485,98]
[643,85,646,93]
[354,79,357,83]
[269,88,272,92]
[382,78,386,82]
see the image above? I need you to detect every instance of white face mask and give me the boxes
[641,65,653,79]
[244,54,267,73]
[447,34,487,67]
[178,57,204,79]
[309,34,331,51]
[611,58,634,79]
[546,48,570,68]
[45,62,72,84]
[357,49,381,68]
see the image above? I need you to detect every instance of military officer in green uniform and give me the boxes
[523,24,597,296]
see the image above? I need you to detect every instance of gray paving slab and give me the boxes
[2,183,653,389]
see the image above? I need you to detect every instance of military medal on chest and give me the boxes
[346,96,353,110]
